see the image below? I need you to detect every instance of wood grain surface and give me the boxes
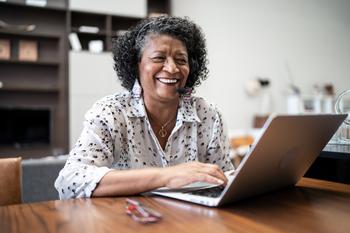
[1,178,350,233]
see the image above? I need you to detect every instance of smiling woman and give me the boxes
[55,16,234,199]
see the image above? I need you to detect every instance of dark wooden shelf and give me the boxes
[0,1,67,12]
[111,15,143,21]
[147,0,171,15]
[0,1,68,159]
[71,27,107,36]
[0,86,59,93]
[0,29,62,39]
[0,59,60,66]
[0,144,54,158]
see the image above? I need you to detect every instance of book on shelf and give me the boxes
[79,26,99,34]
[0,39,10,60]
[68,33,82,51]
[18,40,38,61]
[26,0,47,7]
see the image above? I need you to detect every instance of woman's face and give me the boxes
[138,34,190,103]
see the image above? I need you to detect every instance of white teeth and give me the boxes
[158,78,178,84]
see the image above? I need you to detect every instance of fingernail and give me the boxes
[217,179,224,184]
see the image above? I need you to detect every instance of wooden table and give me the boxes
[1,178,350,233]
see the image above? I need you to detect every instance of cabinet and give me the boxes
[0,0,170,158]
[305,144,350,184]
[0,1,69,158]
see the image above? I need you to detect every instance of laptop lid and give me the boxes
[218,114,347,205]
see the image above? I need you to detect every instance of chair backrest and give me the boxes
[0,157,22,205]
[21,156,66,203]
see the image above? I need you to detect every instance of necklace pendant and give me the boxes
[159,128,167,138]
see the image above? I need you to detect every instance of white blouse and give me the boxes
[55,85,234,199]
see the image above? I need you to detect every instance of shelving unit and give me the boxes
[0,1,69,158]
[1,0,67,10]
[69,11,143,52]
[1,60,60,66]
[0,0,170,159]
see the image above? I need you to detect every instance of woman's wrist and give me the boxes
[154,166,175,188]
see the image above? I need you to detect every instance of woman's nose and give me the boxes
[163,58,179,73]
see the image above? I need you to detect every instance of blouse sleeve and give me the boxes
[206,106,234,172]
[54,101,119,199]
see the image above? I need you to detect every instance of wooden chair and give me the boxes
[0,157,22,205]
[253,114,270,128]
[230,136,254,168]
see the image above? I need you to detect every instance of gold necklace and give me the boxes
[158,116,176,138]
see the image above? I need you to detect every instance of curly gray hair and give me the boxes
[112,16,209,91]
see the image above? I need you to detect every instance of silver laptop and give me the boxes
[149,114,347,206]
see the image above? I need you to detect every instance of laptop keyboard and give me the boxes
[187,186,224,198]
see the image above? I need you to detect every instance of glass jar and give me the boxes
[334,89,350,144]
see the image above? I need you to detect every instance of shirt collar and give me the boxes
[126,80,201,123]
[177,97,201,123]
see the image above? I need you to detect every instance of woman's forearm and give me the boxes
[91,168,166,197]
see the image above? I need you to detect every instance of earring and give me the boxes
[131,80,142,99]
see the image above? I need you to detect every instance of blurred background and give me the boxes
[0,0,349,159]
[1,0,350,203]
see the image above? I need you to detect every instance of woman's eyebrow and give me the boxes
[151,50,165,54]
[150,50,187,56]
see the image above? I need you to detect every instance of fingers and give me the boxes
[189,162,227,185]
[167,172,223,188]
[164,162,228,188]
[200,163,227,184]
[194,173,225,185]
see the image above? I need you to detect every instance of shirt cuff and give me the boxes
[84,166,113,198]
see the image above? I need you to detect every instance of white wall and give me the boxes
[69,52,123,146]
[172,0,350,130]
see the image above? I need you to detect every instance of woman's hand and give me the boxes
[162,161,228,188]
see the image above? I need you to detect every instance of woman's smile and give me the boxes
[156,78,179,84]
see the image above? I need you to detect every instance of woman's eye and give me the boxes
[151,57,165,62]
[176,59,188,65]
